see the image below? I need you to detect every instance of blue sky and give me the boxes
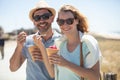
[0,0,120,33]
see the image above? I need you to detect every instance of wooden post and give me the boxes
[103,72,117,80]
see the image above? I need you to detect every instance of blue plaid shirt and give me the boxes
[22,30,61,80]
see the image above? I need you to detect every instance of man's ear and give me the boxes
[33,21,36,25]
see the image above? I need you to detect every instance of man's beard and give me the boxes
[36,22,51,34]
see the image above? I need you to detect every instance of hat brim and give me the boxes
[29,7,56,21]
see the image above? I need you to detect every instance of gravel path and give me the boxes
[0,40,26,80]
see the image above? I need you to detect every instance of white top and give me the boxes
[54,32,102,80]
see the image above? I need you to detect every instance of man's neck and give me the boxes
[42,29,53,41]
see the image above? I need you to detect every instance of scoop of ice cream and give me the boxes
[49,45,57,49]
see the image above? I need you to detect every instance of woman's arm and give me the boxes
[49,54,100,80]
[33,35,55,78]
[65,61,100,80]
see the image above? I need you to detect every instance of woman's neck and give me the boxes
[67,31,80,45]
[66,31,80,52]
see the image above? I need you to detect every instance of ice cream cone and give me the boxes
[28,45,40,61]
[46,48,58,56]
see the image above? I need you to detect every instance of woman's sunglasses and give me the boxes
[33,13,52,22]
[57,18,75,26]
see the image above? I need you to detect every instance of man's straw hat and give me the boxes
[29,0,56,21]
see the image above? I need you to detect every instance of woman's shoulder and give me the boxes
[81,34,98,44]
[81,34,100,55]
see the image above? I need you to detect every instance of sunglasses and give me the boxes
[57,18,75,26]
[33,13,52,22]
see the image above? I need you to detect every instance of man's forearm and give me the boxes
[9,46,25,71]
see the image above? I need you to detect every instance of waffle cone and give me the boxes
[46,48,58,56]
[28,45,40,61]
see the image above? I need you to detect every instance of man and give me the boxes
[9,0,60,80]
[0,27,5,59]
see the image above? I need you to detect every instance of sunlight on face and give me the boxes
[33,9,53,34]
[58,11,78,34]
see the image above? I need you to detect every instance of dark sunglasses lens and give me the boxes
[57,18,74,26]
[42,14,50,20]
[57,19,65,26]
[66,18,74,25]
[33,15,41,21]
[33,13,52,21]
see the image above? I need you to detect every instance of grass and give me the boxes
[97,39,120,80]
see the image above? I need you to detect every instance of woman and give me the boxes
[33,5,101,80]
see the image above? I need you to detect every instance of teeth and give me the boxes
[63,29,69,31]
[38,23,46,27]
[40,24,45,27]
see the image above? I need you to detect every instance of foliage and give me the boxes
[97,39,120,80]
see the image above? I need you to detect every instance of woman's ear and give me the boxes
[75,18,79,25]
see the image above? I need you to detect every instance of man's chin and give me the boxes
[38,29,49,34]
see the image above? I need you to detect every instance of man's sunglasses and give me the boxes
[33,13,52,22]
[57,18,75,26]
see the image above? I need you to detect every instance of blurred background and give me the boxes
[0,0,120,80]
